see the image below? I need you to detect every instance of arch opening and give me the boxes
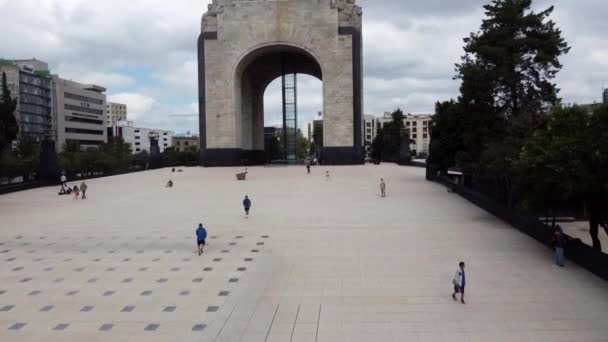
[234,45,323,164]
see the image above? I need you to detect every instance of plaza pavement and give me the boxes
[0,164,607,342]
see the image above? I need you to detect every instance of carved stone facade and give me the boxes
[198,0,363,166]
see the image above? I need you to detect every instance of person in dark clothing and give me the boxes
[243,195,252,217]
[305,158,311,174]
[551,227,567,267]
[196,223,207,256]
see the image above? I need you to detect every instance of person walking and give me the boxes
[452,261,466,304]
[325,170,331,181]
[80,181,88,200]
[305,158,311,174]
[243,195,252,218]
[196,223,207,256]
[60,173,67,190]
[73,185,79,199]
[551,227,567,267]
[380,178,386,197]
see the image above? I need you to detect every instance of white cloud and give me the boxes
[55,64,135,88]
[108,93,156,121]
[0,0,606,134]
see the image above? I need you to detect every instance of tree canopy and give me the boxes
[0,72,18,155]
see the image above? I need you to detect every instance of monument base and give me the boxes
[201,147,364,167]
[321,147,365,165]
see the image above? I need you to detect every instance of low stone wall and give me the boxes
[431,170,608,281]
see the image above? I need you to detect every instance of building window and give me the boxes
[65,127,104,135]
[163,138,168,141]
[366,135,372,141]
[366,122,371,127]
[405,122,410,126]
[412,127,417,133]
[136,148,140,152]
[164,143,168,147]
[135,142,141,146]
[64,104,103,115]
[185,141,189,146]
[135,136,140,140]
[134,130,140,133]
[423,134,428,139]
[64,92,103,105]
[163,132,168,135]
[176,141,181,146]
[65,116,104,125]
[412,134,417,139]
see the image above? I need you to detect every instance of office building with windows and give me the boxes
[172,135,200,152]
[604,88,608,105]
[106,102,127,126]
[108,121,173,154]
[0,59,52,142]
[51,76,107,151]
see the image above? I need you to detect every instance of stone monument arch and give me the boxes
[198,0,363,166]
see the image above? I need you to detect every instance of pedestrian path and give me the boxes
[0,165,607,341]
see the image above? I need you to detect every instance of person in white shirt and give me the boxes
[452,261,466,304]
[60,174,67,189]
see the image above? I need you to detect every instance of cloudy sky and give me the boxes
[1,0,606,134]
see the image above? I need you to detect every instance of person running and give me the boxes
[80,181,88,199]
[73,185,79,199]
[551,227,567,267]
[243,195,252,217]
[196,223,207,256]
[380,178,386,197]
[452,261,466,304]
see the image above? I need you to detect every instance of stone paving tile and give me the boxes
[8,323,26,330]
[144,323,159,331]
[99,323,113,331]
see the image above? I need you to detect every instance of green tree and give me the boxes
[297,132,310,159]
[371,109,406,163]
[370,124,384,161]
[428,100,465,171]
[0,72,19,155]
[457,0,570,118]
[518,105,608,250]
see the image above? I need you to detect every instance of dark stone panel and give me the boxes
[202,149,244,167]
[322,147,364,165]
[198,32,217,165]
[242,150,266,166]
[339,26,363,151]
[39,139,60,184]
[198,33,208,163]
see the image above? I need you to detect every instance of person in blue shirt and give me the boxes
[243,195,252,217]
[196,223,207,256]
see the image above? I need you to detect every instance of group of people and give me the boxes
[58,173,88,199]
